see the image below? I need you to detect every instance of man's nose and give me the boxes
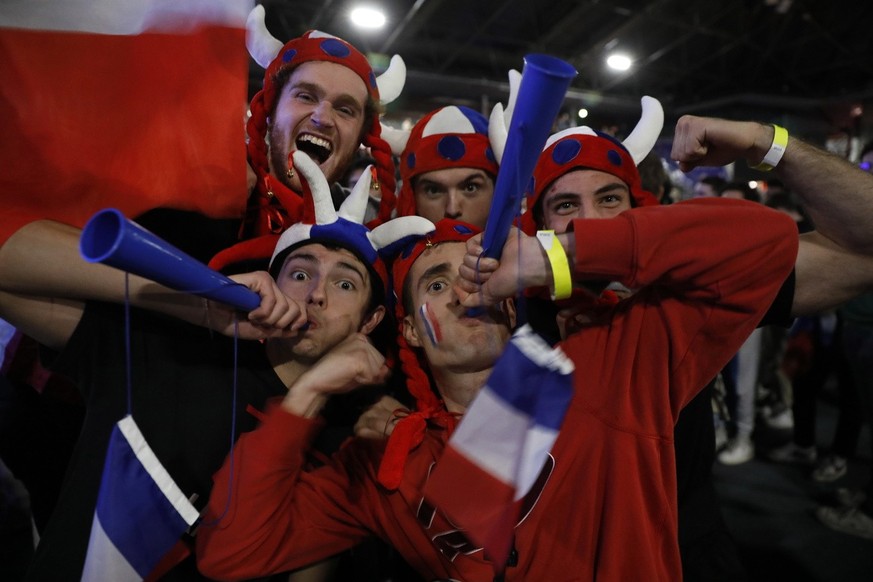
[444,191,462,218]
[311,101,335,128]
[307,278,327,306]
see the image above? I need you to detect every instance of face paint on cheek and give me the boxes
[419,302,442,346]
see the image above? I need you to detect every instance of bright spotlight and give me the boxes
[350,6,386,29]
[578,108,589,119]
[748,180,758,190]
[606,53,632,71]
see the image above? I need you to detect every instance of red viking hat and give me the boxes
[381,69,521,218]
[377,219,482,490]
[244,5,405,234]
[385,106,499,217]
[519,96,664,234]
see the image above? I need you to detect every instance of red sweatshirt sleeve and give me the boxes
[569,197,798,414]
[196,404,379,580]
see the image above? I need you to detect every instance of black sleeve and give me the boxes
[758,269,795,328]
[133,208,240,265]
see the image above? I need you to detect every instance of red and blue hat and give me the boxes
[387,106,500,217]
[520,96,664,234]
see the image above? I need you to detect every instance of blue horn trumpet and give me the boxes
[480,54,577,259]
[80,208,261,311]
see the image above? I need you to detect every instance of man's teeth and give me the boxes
[298,134,332,152]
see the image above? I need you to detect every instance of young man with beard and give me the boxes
[0,154,430,580]
[138,6,406,268]
[241,5,404,234]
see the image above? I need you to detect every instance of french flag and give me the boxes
[81,415,199,581]
[0,0,251,245]
[424,324,574,570]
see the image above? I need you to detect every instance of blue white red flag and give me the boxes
[81,415,199,582]
[0,0,251,245]
[424,324,574,570]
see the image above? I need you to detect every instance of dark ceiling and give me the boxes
[254,0,873,138]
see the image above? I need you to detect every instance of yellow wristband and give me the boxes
[536,230,572,300]
[751,124,788,171]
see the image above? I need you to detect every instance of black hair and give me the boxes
[270,240,384,313]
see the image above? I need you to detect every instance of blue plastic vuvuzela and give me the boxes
[80,208,260,312]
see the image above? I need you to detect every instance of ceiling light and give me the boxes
[606,53,632,72]
[350,6,386,29]
[578,108,589,119]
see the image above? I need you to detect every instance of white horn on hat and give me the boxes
[291,151,338,225]
[338,165,372,223]
[376,55,406,105]
[369,216,436,252]
[488,69,521,164]
[246,5,283,69]
[381,123,411,156]
[621,96,664,165]
[542,125,598,151]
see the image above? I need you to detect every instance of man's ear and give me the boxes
[402,313,422,348]
[360,305,386,335]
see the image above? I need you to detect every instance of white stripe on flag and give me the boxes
[81,514,142,582]
[450,386,532,486]
[446,324,572,497]
[0,0,251,34]
[81,416,200,581]
[117,415,200,525]
[516,424,558,499]
[511,324,574,374]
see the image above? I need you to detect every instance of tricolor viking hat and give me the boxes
[245,5,406,232]
[269,151,435,302]
[520,96,664,234]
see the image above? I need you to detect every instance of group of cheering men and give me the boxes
[2,6,873,582]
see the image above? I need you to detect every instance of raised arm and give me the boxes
[197,333,390,580]
[672,115,873,253]
[671,116,873,315]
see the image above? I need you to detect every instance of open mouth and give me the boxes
[295,133,332,165]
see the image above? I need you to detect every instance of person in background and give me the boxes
[692,174,726,198]
[637,149,672,203]
[719,181,761,202]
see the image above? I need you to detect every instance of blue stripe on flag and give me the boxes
[483,325,573,431]
[84,416,198,579]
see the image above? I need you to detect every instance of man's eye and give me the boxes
[427,280,446,293]
[290,270,309,281]
[463,183,481,193]
[338,280,356,291]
